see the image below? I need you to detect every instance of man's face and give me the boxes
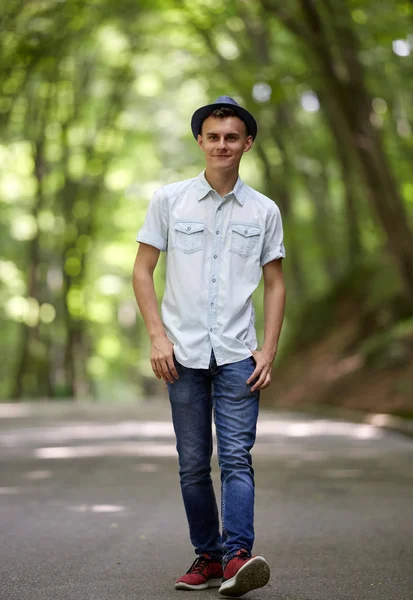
[197,116,253,171]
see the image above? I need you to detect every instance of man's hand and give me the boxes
[150,335,179,384]
[246,349,276,391]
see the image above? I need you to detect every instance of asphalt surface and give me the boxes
[0,400,412,600]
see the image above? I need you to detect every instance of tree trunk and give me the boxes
[255,139,306,299]
[304,167,340,280]
[11,140,54,399]
[315,86,362,269]
[297,0,413,302]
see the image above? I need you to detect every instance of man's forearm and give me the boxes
[248,274,286,391]
[261,281,286,360]
[132,248,178,383]
[132,268,166,341]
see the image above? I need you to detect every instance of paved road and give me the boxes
[0,400,412,600]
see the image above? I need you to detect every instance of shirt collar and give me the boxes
[196,170,245,206]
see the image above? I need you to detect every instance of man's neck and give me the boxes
[204,167,239,198]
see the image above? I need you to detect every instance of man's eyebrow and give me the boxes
[205,131,241,136]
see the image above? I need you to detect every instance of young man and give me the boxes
[132,96,286,597]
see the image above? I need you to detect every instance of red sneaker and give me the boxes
[218,550,270,597]
[175,553,223,590]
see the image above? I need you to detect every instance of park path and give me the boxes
[0,400,412,600]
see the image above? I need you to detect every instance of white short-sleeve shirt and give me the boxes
[136,170,285,369]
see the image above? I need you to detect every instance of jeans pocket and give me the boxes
[230,223,261,257]
[174,220,205,254]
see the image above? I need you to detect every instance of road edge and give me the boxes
[269,403,413,439]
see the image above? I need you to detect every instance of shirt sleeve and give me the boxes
[136,187,168,251]
[260,204,286,267]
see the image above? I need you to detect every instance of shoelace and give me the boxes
[222,549,250,572]
[234,549,250,560]
[187,555,212,574]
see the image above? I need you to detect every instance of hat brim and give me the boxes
[191,102,257,140]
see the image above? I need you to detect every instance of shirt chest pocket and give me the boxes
[174,221,205,254]
[230,223,261,258]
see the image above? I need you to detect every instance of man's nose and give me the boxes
[217,137,227,149]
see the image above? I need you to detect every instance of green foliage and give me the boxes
[360,318,413,368]
[1,0,413,400]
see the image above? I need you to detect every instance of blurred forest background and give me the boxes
[1,0,413,413]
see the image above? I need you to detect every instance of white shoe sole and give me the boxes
[175,578,222,590]
[218,556,270,597]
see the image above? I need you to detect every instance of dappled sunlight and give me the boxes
[301,90,320,112]
[18,417,384,461]
[21,470,53,481]
[66,504,126,513]
[1,5,413,597]
[322,469,363,479]
[276,453,327,466]
[369,413,395,427]
[0,0,412,419]
[35,441,177,459]
[257,419,382,440]
[1,412,387,467]
[2,418,382,456]
[130,463,161,473]
[0,404,35,418]
[392,39,411,57]
[2,421,175,447]
[0,487,20,495]
[364,413,413,436]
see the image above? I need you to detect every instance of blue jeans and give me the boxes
[167,351,260,564]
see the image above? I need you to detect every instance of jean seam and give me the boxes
[210,378,221,536]
[212,377,225,548]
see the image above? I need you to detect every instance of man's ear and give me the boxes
[197,134,204,150]
[244,135,253,153]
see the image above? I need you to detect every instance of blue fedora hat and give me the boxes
[191,95,258,140]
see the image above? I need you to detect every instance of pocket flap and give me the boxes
[231,223,261,238]
[175,221,205,235]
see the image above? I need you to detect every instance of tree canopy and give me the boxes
[1,0,413,402]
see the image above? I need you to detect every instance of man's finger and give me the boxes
[257,374,272,391]
[153,368,161,380]
[151,359,161,380]
[166,355,179,379]
[251,370,269,391]
[160,359,175,383]
[163,358,177,383]
[157,362,170,384]
[246,366,261,384]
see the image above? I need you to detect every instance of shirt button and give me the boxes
[187,227,191,231]
[212,278,216,283]
[211,302,214,306]
[218,207,222,211]
[210,328,213,332]
[216,230,219,235]
[213,254,217,259]
[244,229,248,234]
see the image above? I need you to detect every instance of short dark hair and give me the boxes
[201,107,248,135]
[210,107,237,118]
